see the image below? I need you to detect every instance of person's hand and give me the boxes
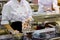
[43,7,52,11]
[22,21,29,29]
[11,30,23,39]
[10,30,20,34]
[22,18,32,29]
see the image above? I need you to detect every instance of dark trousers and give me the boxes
[11,21,22,33]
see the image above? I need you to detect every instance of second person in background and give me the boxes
[38,0,59,13]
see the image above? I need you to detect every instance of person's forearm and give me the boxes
[3,24,14,31]
[3,24,20,34]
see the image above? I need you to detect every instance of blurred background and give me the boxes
[0,0,60,40]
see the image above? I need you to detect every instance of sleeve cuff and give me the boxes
[1,21,9,25]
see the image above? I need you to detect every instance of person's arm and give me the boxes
[1,4,19,34]
[3,24,14,32]
[1,4,14,32]
[22,2,33,29]
[4,24,20,34]
[53,0,59,13]
[25,1,33,22]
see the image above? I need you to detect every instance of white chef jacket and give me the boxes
[38,0,59,13]
[1,0,32,25]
